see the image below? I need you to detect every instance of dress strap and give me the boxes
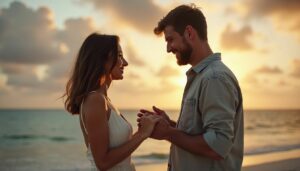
[80,91,98,135]
[105,97,121,115]
[80,99,88,135]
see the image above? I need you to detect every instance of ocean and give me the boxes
[0,109,300,170]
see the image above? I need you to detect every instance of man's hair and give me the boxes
[154,4,207,41]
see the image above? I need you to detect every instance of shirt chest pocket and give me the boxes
[178,98,196,132]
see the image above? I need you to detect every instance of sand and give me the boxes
[136,149,300,171]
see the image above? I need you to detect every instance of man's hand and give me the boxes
[137,106,175,126]
[152,106,170,121]
[152,106,177,127]
[150,118,171,140]
[137,108,172,140]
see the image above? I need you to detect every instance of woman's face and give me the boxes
[111,44,128,80]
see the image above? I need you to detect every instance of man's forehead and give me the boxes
[164,26,175,34]
[164,26,176,39]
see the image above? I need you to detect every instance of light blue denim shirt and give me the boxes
[169,53,244,171]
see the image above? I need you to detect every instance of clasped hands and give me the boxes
[137,106,172,140]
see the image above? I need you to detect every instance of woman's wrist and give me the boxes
[136,130,148,140]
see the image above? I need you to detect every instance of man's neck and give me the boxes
[190,41,213,67]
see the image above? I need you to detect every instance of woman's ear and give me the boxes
[99,75,106,86]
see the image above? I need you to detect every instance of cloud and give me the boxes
[220,24,254,51]
[6,69,40,89]
[0,1,98,95]
[242,0,300,41]
[243,0,300,18]
[124,43,146,66]
[82,0,164,33]
[0,1,171,108]
[157,65,180,78]
[0,1,63,65]
[110,64,181,98]
[0,63,29,74]
[0,63,62,95]
[50,18,96,80]
[56,18,96,53]
[241,63,300,100]
[126,72,141,80]
[242,74,258,85]
[255,66,282,75]
[242,65,282,86]
[290,59,300,78]
[278,79,287,86]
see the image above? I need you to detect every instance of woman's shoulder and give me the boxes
[82,91,111,123]
[84,91,108,111]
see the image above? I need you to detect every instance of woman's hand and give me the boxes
[137,114,161,139]
[137,106,176,127]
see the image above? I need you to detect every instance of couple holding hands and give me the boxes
[64,4,244,171]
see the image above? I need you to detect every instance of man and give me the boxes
[139,4,244,171]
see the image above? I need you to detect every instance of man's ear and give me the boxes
[184,25,194,40]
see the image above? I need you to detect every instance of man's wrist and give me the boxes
[166,127,176,142]
[169,120,177,127]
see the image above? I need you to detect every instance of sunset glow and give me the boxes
[0,0,299,109]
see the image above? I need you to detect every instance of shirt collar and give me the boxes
[186,53,221,76]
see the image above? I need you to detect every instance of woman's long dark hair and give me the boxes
[64,33,119,114]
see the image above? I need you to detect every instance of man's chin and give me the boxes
[176,55,189,65]
[176,60,188,66]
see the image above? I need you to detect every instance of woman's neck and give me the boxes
[99,80,111,97]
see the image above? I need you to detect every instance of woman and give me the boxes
[64,33,159,171]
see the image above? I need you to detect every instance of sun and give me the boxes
[175,76,187,87]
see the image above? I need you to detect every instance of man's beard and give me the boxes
[176,38,192,66]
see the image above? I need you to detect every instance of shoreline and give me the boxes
[136,148,300,171]
[243,158,300,171]
[243,148,300,167]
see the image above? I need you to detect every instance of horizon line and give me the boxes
[0,107,300,111]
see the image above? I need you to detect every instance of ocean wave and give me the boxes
[246,119,300,131]
[132,145,300,165]
[136,153,168,159]
[1,134,42,140]
[245,144,300,155]
[132,153,168,165]
[1,134,74,142]
[49,136,74,142]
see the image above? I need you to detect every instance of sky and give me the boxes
[0,0,299,110]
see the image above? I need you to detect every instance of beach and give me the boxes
[136,149,300,171]
[136,158,300,171]
[1,109,300,171]
[243,158,300,171]
[243,148,300,171]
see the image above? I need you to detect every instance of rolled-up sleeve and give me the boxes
[200,75,238,158]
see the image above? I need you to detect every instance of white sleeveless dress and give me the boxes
[80,94,135,171]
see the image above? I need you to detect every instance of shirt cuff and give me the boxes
[203,130,233,158]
